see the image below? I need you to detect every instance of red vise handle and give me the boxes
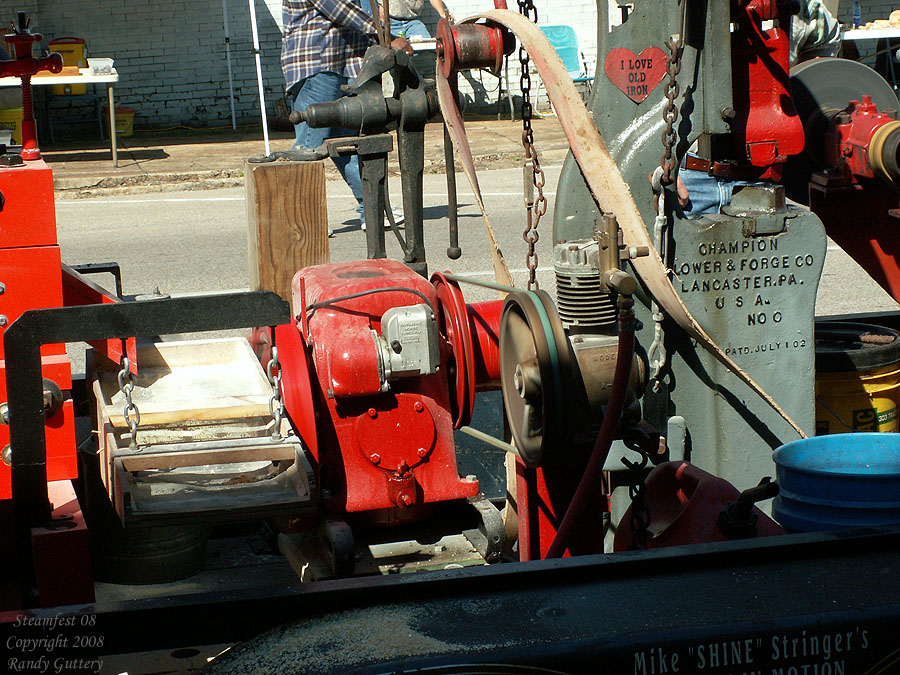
[1,12,63,160]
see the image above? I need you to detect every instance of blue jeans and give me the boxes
[679,155,765,217]
[291,71,364,221]
[390,18,431,39]
[679,168,731,216]
[359,2,432,40]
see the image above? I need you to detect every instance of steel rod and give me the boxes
[248,0,270,155]
[223,0,237,130]
[459,425,517,456]
[444,272,515,294]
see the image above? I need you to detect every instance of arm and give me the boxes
[429,0,452,21]
[791,0,841,64]
[368,2,414,53]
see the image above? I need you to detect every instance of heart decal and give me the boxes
[604,47,667,103]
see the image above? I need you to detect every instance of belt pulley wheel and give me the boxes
[499,290,573,467]
[431,271,475,428]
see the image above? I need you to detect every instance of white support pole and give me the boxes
[223,0,237,130]
[248,0,270,155]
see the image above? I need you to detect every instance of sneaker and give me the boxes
[361,208,404,231]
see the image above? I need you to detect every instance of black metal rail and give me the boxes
[0,526,898,672]
[3,292,290,598]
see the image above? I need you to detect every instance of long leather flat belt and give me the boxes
[436,9,805,439]
[683,154,733,178]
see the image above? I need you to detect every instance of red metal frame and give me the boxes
[30,480,93,607]
[0,162,76,501]
[824,96,896,183]
[61,264,137,371]
[807,96,900,302]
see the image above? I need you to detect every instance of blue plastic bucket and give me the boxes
[772,433,900,531]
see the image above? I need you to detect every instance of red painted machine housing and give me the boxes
[824,96,896,183]
[287,259,480,520]
[807,96,900,302]
[0,160,76,500]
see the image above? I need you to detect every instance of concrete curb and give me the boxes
[51,148,573,198]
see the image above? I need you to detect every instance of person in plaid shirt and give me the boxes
[282,0,411,234]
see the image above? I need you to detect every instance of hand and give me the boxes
[675,175,689,207]
[649,172,689,210]
[391,36,414,55]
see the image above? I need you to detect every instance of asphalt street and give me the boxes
[54,164,900,323]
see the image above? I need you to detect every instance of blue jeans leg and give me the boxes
[292,72,364,220]
[679,169,727,216]
[390,18,431,39]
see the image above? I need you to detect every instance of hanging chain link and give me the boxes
[518,0,546,290]
[117,356,141,450]
[659,0,687,186]
[267,345,284,440]
[621,445,652,550]
[647,173,669,391]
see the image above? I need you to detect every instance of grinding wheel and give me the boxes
[499,290,573,467]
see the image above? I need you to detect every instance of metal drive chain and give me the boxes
[117,356,141,450]
[267,345,284,440]
[518,0,546,290]
[659,0,686,186]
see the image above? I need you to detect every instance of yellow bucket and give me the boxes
[49,37,87,95]
[0,107,23,144]
[102,107,134,137]
[815,322,900,434]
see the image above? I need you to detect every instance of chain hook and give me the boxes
[118,355,141,450]
[621,439,652,550]
[517,0,545,291]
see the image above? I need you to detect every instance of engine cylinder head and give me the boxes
[554,240,617,331]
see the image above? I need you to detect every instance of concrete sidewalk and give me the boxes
[42,116,570,197]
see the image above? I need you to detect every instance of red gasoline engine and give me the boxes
[272,232,654,563]
[275,259,504,526]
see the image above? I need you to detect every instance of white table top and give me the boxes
[842,28,900,41]
[0,67,118,87]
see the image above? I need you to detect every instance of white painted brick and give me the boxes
[21,0,602,126]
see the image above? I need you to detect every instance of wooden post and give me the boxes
[245,160,329,304]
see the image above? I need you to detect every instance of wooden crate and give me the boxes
[89,338,315,524]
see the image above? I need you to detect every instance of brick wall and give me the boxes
[836,1,898,25]
[12,2,898,130]
[9,1,602,129]
[11,2,900,130]
[834,2,900,72]
[14,0,286,130]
